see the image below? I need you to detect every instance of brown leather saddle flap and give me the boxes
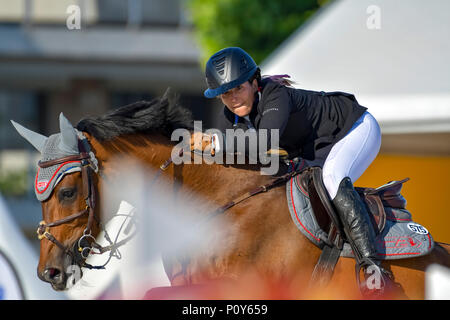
[296,167,344,246]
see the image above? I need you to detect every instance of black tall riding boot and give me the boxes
[332,177,392,297]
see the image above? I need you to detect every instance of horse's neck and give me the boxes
[182,161,270,202]
[93,133,174,173]
[91,133,272,218]
[87,134,171,220]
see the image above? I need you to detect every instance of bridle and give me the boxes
[37,152,96,264]
[36,136,298,271]
[36,137,136,270]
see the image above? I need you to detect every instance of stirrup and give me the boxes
[355,258,393,298]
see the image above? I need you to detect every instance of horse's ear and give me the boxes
[162,87,178,107]
[10,120,48,153]
[59,113,79,155]
[162,87,172,100]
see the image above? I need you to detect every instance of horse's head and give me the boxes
[12,113,100,290]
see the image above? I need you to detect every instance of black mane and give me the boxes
[76,89,194,142]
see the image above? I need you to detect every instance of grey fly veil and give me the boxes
[11,113,98,202]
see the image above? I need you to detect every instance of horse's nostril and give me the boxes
[43,267,63,283]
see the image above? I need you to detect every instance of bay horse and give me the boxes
[12,92,450,299]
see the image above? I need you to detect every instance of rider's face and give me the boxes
[220,79,258,117]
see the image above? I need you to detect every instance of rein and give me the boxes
[161,149,299,223]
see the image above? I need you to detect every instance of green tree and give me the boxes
[0,169,28,197]
[187,0,330,66]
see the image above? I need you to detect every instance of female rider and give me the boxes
[191,47,391,293]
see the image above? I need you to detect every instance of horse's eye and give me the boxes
[59,188,76,201]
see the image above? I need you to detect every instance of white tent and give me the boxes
[262,0,450,135]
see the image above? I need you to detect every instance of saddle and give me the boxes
[286,166,434,287]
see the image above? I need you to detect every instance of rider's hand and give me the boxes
[265,148,289,160]
[190,132,215,156]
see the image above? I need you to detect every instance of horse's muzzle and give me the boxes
[40,267,67,291]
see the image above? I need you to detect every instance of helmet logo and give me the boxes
[212,54,227,80]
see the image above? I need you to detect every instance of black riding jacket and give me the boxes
[215,78,367,167]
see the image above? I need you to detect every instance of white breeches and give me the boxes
[322,111,381,200]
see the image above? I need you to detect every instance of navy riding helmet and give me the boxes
[204,47,258,98]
